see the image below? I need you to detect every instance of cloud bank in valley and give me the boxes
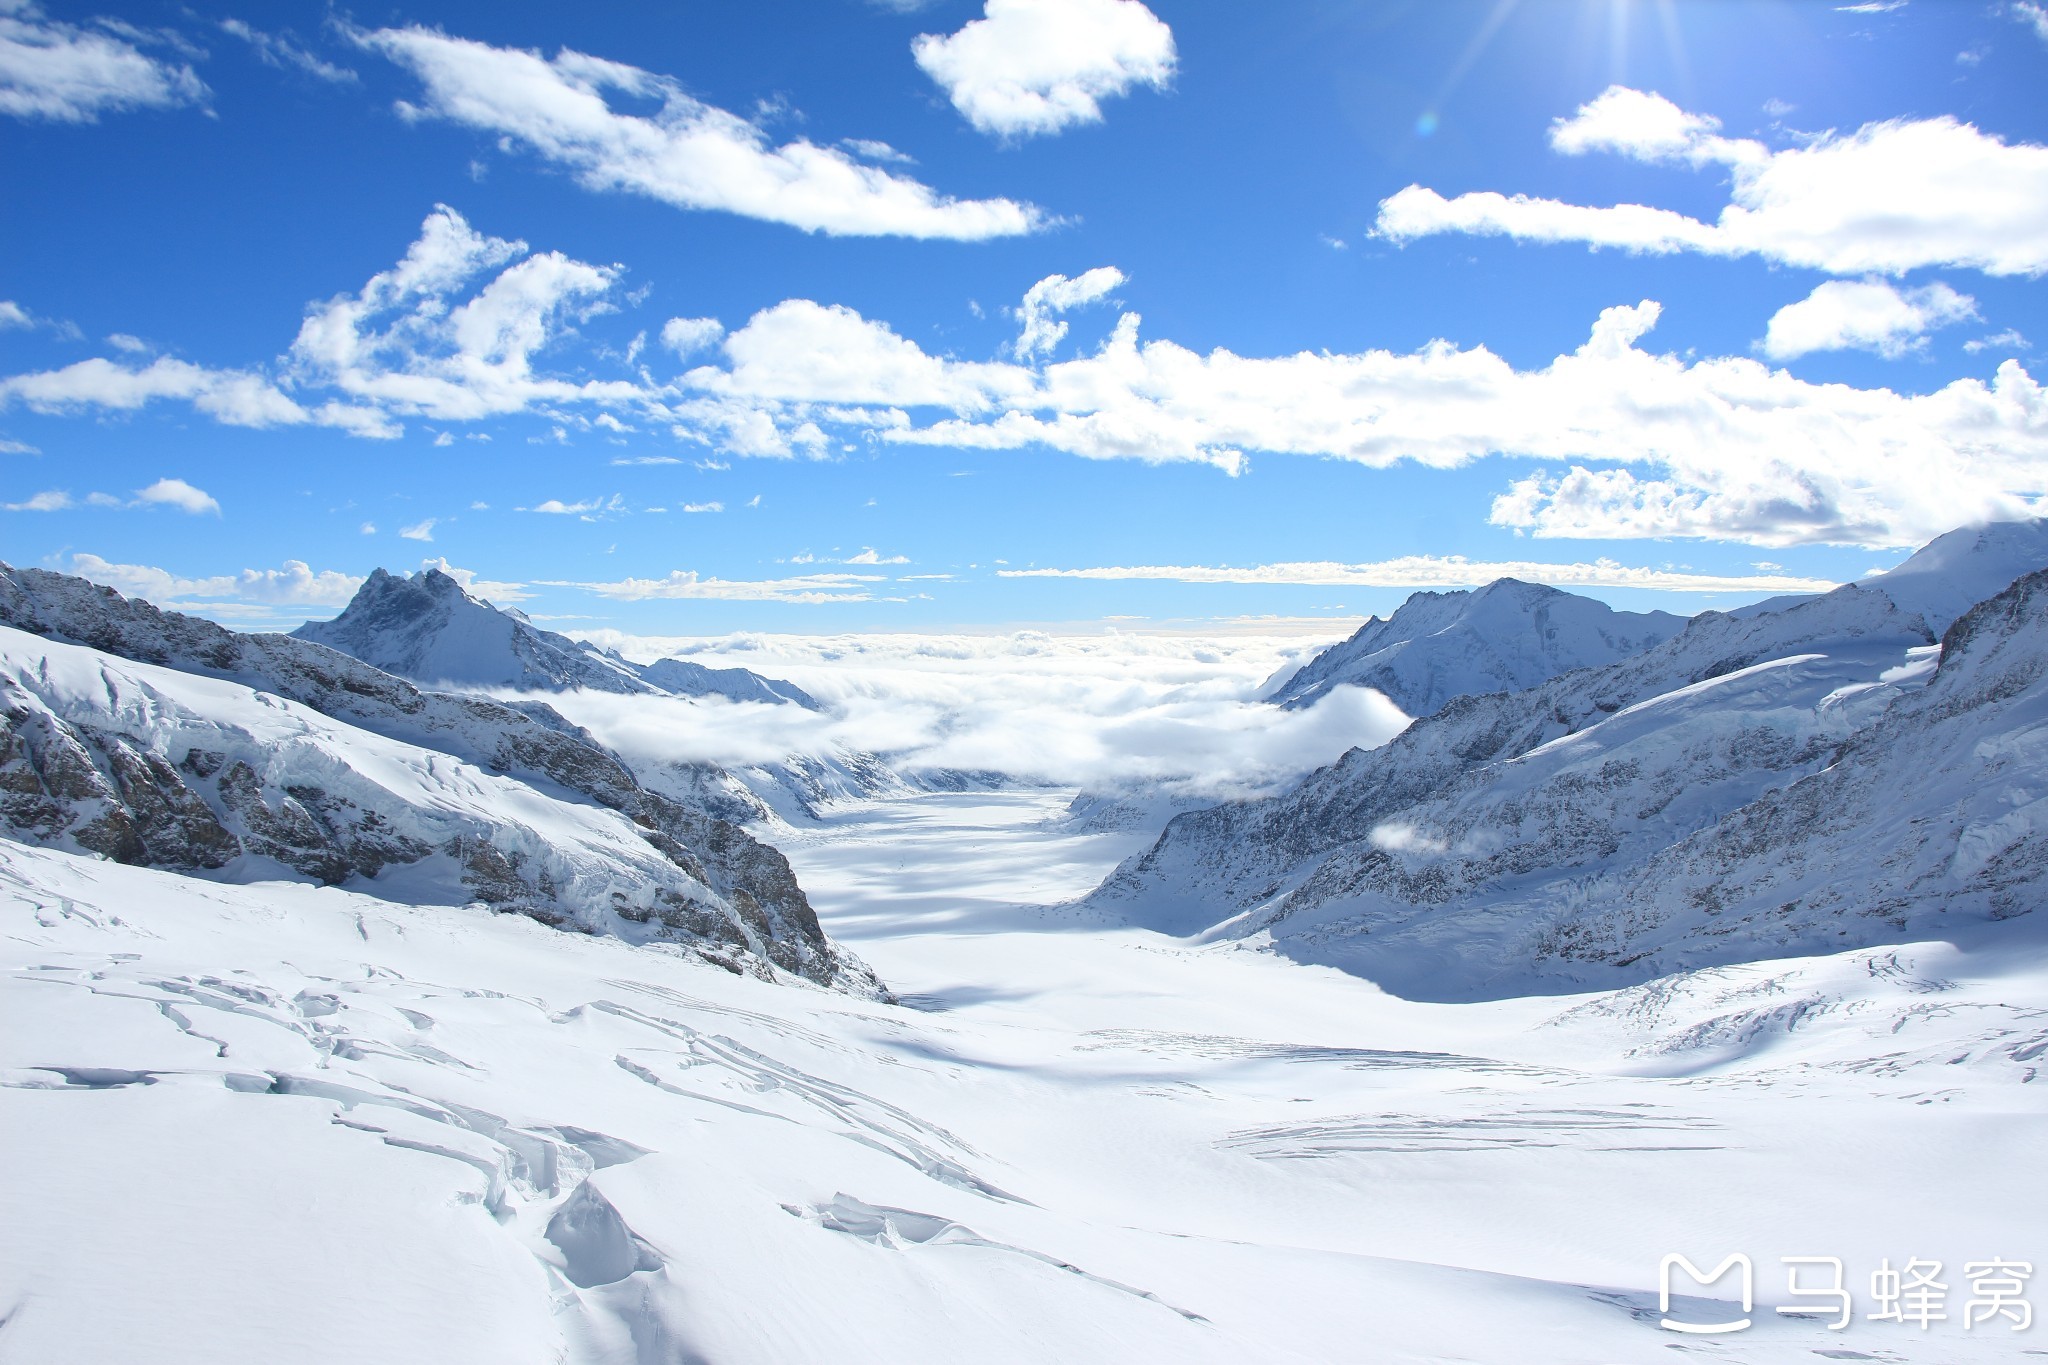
[535,627,1405,800]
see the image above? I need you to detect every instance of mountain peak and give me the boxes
[1269,576,1685,717]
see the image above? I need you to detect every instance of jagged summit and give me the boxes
[1267,576,1686,717]
[296,568,652,695]
[296,567,820,708]
[0,560,881,995]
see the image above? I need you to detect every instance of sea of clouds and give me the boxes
[538,626,1408,802]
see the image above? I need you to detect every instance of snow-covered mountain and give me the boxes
[1266,578,1685,717]
[295,567,821,709]
[1860,516,2048,632]
[289,567,928,822]
[1091,529,2048,997]
[1087,582,1937,979]
[0,563,879,995]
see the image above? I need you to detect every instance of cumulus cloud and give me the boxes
[360,25,1044,238]
[2015,2,2048,41]
[133,476,219,515]
[1015,266,1124,358]
[691,295,2044,547]
[541,570,887,604]
[913,0,1175,139]
[542,626,1400,801]
[999,555,1838,595]
[661,316,723,357]
[0,1,207,122]
[1761,279,1979,359]
[1375,86,2048,277]
[288,204,640,423]
[66,552,364,606]
[398,517,436,541]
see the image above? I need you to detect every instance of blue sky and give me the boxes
[2,0,2045,634]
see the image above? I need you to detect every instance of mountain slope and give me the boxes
[1087,583,1934,946]
[1091,561,2048,1000]
[1860,516,2048,632]
[1267,579,1684,717]
[0,563,877,994]
[295,568,820,709]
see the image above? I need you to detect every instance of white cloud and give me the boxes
[541,570,886,604]
[543,626,1399,800]
[1375,86,2048,277]
[0,300,29,329]
[1015,266,1124,358]
[360,521,376,535]
[998,556,1839,595]
[845,548,911,565]
[525,495,625,518]
[1965,328,2030,355]
[706,298,1034,410]
[5,489,76,512]
[1761,279,1978,359]
[399,517,437,541]
[0,438,37,454]
[680,501,723,514]
[133,477,219,515]
[0,355,389,435]
[416,556,532,603]
[2016,2,2048,41]
[913,0,1175,139]
[66,552,364,606]
[218,18,357,84]
[361,25,1044,238]
[0,2,207,122]
[1837,2,1907,12]
[660,316,724,357]
[288,205,638,424]
[840,137,914,165]
[684,294,2048,547]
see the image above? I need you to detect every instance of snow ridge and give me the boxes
[0,563,880,995]
[1267,578,1685,717]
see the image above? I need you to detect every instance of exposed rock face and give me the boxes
[1268,578,1686,717]
[0,564,880,997]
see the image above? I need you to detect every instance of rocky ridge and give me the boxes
[0,563,880,995]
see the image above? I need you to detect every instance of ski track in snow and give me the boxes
[3,789,2045,1362]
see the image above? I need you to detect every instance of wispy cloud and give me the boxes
[218,18,357,84]
[542,570,886,603]
[398,517,436,541]
[359,25,1045,238]
[998,556,1839,594]
[0,2,208,123]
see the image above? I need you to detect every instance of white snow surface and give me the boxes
[1266,578,1686,717]
[3,792,2042,1362]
